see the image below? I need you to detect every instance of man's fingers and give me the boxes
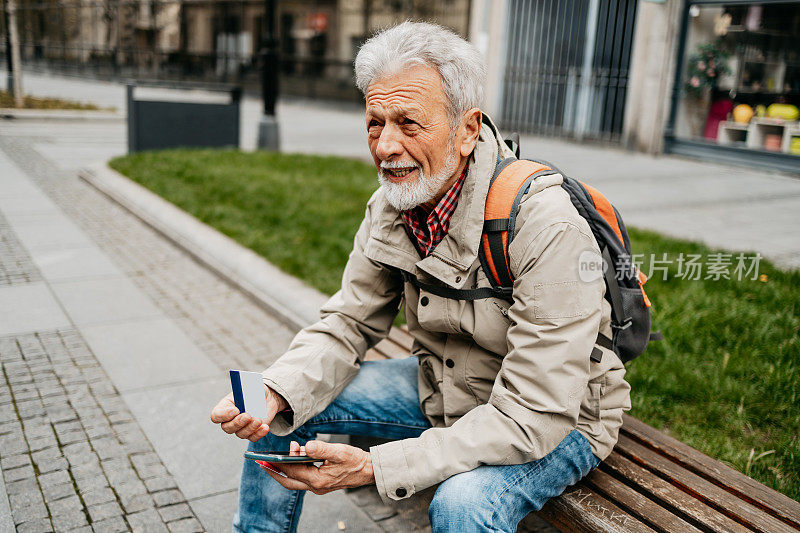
[303,440,341,460]
[261,462,329,494]
[210,398,238,423]
[220,413,252,434]
[289,441,306,455]
[259,464,311,491]
[235,418,263,439]
[276,463,320,485]
[248,424,270,442]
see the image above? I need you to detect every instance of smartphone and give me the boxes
[244,450,318,463]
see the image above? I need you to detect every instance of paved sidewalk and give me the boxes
[4,70,799,269]
[0,119,388,531]
[0,149,207,532]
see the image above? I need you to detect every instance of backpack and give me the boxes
[401,140,658,364]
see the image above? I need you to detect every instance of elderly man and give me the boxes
[211,21,630,532]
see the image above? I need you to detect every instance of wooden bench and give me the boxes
[367,328,800,532]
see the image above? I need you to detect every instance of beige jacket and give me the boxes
[262,116,631,504]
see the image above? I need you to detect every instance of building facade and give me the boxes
[474,0,800,173]
[3,0,470,100]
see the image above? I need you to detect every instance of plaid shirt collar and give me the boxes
[400,163,469,258]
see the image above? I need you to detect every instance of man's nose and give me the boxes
[375,125,404,161]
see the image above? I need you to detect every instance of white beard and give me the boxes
[378,146,459,211]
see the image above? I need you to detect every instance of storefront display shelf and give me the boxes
[666,1,800,172]
[719,118,800,154]
[666,136,800,174]
[718,121,749,146]
[748,117,786,150]
[783,124,800,154]
[725,26,795,37]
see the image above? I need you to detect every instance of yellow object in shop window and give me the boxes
[790,137,800,156]
[733,104,754,124]
[766,104,799,121]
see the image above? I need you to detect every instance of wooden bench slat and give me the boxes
[364,347,385,361]
[368,326,415,361]
[615,435,796,533]
[601,453,751,533]
[388,325,414,349]
[539,484,657,533]
[584,468,704,533]
[621,414,800,529]
[371,337,410,359]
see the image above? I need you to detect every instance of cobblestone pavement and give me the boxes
[1,330,202,533]
[0,200,202,531]
[0,211,42,287]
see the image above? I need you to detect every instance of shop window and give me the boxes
[675,2,800,157]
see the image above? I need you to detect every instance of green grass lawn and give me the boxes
[0,90,114,111]
[110,149,800,501]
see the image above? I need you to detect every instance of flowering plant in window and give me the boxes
[684,41,730,98]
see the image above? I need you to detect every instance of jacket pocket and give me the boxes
[464,346,502,406]
[415,289,463,335]
[418,355,444,421]
[533,281,590,319]
[471,297,512,356]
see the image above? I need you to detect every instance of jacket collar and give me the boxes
[364,114,511,289]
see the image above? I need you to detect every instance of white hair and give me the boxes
[354,21,486,124]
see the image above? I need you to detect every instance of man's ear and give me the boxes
[459,108,483,157]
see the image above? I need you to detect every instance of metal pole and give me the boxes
[575,0,600,141]
[363,0,370,38]
[2,0,13,93]
[257,0,279,149]
[5,0,22,106]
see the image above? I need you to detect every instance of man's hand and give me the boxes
[209,387,288,442]
[257,440,375,494]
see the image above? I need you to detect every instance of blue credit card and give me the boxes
[229,370,269,418]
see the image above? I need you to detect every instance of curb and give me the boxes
[78,162,327,332]
[0,108,124,121]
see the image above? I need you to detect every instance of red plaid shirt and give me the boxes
[400,164,468,258]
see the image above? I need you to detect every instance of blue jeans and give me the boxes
[233,357,600,533]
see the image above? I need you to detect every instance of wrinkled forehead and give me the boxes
[365,64,448,119]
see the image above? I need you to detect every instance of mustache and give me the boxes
[379,160,421,170]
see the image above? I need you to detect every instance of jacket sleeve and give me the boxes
[370,220,605,503]
[262,195,404,435]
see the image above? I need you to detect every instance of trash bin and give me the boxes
[127,81,241,153]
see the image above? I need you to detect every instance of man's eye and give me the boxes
[401,119,418,126]
[368,120,381,128]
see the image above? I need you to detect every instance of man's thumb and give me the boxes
[304,440,334,459]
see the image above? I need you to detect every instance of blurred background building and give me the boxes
[2,0,799,173]
[0,0,471,100]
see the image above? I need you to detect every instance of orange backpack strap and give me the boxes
[579,182,625,246]
[480,159,558,288]
[578,180,650,308]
